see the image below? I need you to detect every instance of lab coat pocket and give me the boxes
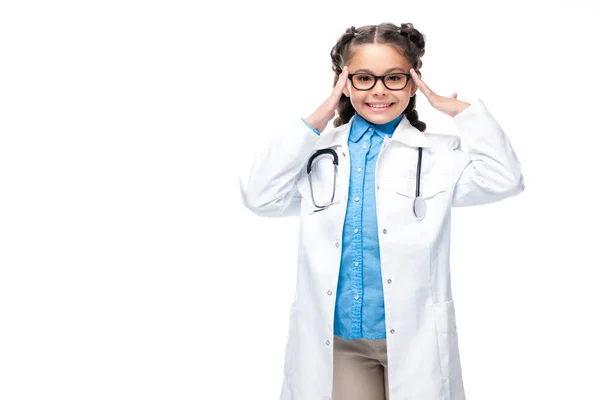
[433,299,463,379]
[283,303,297,377]
[391,174,449,222]
[395,175,447,200]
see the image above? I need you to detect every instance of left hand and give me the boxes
[409,68,470,118]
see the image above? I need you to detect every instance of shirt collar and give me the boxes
[348,112,404,143]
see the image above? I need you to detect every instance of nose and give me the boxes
[371,77,388,95]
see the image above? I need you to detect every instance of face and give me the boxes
[342,43,418,125]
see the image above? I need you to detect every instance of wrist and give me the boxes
[451,101,471,118]
[304,114,326,133]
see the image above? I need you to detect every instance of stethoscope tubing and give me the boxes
[307,146,426,219]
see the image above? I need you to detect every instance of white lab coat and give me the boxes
[239,98,524,400]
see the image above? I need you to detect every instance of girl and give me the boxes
[239,22,524,400]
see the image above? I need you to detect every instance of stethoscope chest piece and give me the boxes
[413,196,426,220]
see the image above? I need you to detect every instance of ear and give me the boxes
[409,78,418,98]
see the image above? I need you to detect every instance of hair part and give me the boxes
[330,22,427,131]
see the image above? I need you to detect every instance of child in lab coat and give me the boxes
[240,22,524,400]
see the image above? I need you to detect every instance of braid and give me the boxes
[397,23,426,131]
[403,95,426,132]
[331,26,359,128]
[397,22,426,59]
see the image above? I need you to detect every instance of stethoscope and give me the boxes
[307,147,426,220]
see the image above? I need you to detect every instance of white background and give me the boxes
[1,1,598,399]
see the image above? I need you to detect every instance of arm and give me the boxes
[238,118,320,217]
[451,98,525,207]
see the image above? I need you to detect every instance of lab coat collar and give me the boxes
[313,113,433,150]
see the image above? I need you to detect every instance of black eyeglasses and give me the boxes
[347,72,412,91]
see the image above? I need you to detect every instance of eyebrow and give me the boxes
[353,67,407,73]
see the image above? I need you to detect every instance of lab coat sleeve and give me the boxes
[239,118,320,217]
[451,98,525,207]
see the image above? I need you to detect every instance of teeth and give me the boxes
[368,103,391,108]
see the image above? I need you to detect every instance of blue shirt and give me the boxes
[301,113,403,340]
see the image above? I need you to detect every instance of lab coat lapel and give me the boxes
[390,114,433,148]
[312,117,353,151]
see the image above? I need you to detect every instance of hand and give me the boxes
[409,68,470,118]
[304,66,350,133]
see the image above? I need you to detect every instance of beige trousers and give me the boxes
[332,334,389,400]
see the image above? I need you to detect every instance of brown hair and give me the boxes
[330,22,427,131]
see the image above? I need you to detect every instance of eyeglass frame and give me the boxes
[347,72,412,91]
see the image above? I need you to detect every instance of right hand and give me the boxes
[304,66,349,133]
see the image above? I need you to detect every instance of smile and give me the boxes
[366,103,394,110]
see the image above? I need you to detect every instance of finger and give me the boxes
[451,93,458,99]
[332,66,349,97]
[410,68,435,98]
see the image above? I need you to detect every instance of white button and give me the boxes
[390,329,395,334]
[363,144,368,149]
[354,295,359,300]
[387,279,392,283]
[368,127,372,131]
[357,168,362,172]
[354,197,360,202]
[354,228,358,234]
[382,229,387,234]
[355,262,359,266]
[327,290,332,295]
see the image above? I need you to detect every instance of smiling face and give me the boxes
[342,43,418,125]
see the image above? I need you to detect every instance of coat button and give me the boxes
[390,329,395,334]
[326,340,330,345]
[387,279,392,284]
[327,290,332,295]
[335,241,340,247]
[342,152,346,157]
[357,168,362,172]
[382,229,387,234]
